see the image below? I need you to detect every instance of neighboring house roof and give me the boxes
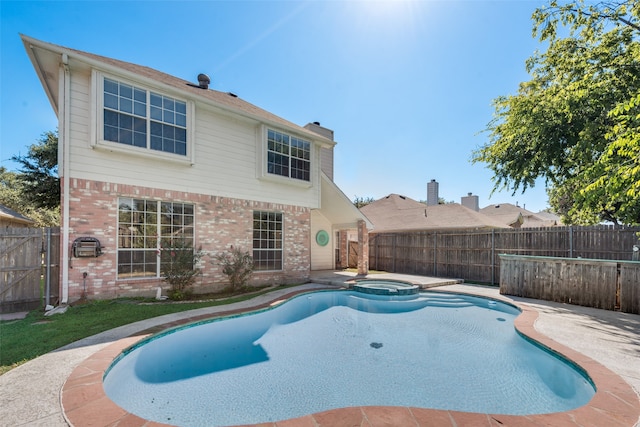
[21,34,335,149]
[0,204,35,226]
[360,194,507,233]
[479,203,561,228]
[534,210,563,225]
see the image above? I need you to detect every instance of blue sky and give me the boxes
[1,0,552,212]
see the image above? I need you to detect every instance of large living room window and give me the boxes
[267,129,311,181]
[103,77,188,156]
[117,198,194,279]
[253,211,283,271]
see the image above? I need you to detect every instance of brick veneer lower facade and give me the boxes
[63,178,311,302]
[338,230,348,269]
[357,219,369,275]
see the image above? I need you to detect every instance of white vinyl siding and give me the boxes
[311,210,333,270]
[67,68,321,208]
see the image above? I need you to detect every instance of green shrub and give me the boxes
[215,246,254,291]
[161,239,203,300]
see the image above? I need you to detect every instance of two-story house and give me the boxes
[22,35,370,304]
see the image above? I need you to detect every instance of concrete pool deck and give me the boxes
[0,272,639,426]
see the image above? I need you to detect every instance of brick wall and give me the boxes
[338,230,348,269]
[64,178,311,301]
[357,219,369,275]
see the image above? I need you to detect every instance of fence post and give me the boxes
[45,227,52,307]
[372,234,378,269]
[569,226,574,258]
[392,234,397,272]
[491,229,495,285]
[433,232,437,276]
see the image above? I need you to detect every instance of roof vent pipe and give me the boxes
[197,73,210,89]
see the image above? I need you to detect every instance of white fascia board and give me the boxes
[320,173,373,229]
[21,35,60,114]
[23,36,335,151]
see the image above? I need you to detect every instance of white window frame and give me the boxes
[91,70,196,165]
[116,198,196,280]
[256,125,315,188]
[252,210,284,271]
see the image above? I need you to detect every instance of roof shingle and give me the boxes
[23,35,333,146]
[361,194,507,233]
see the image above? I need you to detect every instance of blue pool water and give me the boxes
[103,291,595,427]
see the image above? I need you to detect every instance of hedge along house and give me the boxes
[22,35,371,304]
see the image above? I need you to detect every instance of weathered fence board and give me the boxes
[369,225,640,285]
[499,255,639,314]
[1,228,42,312]
[620,263,640,314]
[43,227,61,307]
[1,227,60,313]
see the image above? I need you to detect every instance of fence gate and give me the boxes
[348,241,358,269]
[1,227,60,313]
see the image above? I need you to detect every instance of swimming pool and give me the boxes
[103,290,595,427]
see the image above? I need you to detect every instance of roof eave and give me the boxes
[319,173,372,229]
[0,211,35,225]
[20,35,335,149]
[21,34,60,114]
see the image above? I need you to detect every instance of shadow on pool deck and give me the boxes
[1,271,639,427]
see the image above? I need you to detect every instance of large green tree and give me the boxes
[0,166,59,227]
[11,130,60,211]
[1,131,60,227]
[473,0,640,225]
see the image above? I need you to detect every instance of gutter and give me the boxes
[21,34,335,150]
[60,53,71,304]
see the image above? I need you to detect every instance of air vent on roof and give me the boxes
[197,73,210,89]
[227,92,238,98]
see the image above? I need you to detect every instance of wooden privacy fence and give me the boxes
[1,227,60,313]
[500,255,640,315]
[369,225,640,285]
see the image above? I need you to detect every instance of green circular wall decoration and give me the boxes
[316,230,329,246]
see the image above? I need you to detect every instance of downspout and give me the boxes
[60,53,71,304]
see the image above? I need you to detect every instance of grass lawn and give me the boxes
[0,285,297,376]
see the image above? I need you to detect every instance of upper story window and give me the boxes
[267,129,310,182]
[103,77,188,156]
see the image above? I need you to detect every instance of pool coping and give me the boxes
[61,289,640,427]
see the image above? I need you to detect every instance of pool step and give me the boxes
[348,292,476,309]
[421,294,476,308]
[423,299,475,308]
